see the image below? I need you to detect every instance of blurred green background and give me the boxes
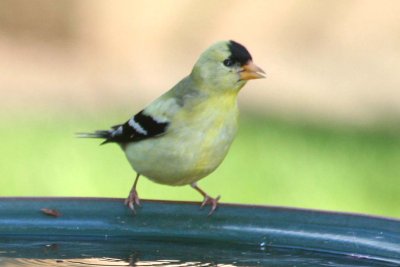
[0,0,399,218]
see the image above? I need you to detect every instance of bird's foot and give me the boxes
[200,195,221,216]
[124,189,141,214]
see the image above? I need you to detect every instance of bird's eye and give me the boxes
[223,59,234,67]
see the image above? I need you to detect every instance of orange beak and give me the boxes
[239,61,266,80]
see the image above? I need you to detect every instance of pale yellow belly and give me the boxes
[124,116,237,186]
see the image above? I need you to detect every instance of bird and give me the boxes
[78,40,265,215]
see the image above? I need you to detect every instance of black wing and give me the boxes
[100,110,169,144]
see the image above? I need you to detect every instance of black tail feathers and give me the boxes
[75,130,112,145]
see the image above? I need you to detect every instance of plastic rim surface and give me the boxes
[0,197,399,264]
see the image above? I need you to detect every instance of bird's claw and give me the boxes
[124,189,141,214]
[200,195,221,216]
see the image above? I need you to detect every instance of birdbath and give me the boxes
[0,197,399,266]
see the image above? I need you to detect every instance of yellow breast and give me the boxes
[125,92,239,186]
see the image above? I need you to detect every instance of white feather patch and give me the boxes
[128,118,148,135]
[112,126,123,137]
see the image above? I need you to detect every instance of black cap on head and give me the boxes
[227,40,252,66]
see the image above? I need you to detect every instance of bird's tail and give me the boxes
[76,130,112,144]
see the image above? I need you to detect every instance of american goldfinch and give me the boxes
[79,40,265,215]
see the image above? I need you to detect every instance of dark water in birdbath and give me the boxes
[0,237,397,267]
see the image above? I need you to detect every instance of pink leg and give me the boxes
[191,183,221,216]
[124,173,141,214]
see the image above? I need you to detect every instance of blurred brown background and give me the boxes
[1,0,400,124]
[1,1,400,218]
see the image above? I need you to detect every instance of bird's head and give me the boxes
[191,40,265,94]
